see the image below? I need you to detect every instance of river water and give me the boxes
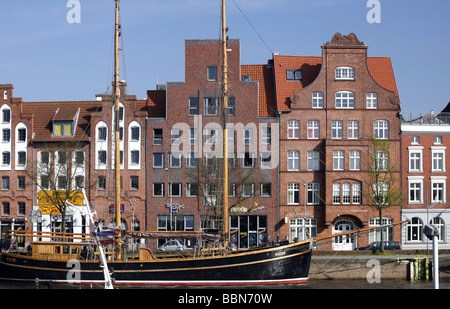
[0,279,448,289]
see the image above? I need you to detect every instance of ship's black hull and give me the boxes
[0,242,311,287]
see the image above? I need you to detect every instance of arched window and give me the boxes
[335,91,355,109]
[430,217,445,241]
[335,66,355,80]
[95,121,108,170]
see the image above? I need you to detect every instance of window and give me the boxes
[57,151,67,165]
[40,175,50,190]
[119,106,124,121]
[229,183,236,197]
[374,120,389,139]
[18,128,26,142]
[333,183,341,204]
[342,183,351,204]
[57,176,67,189]
[243,128,253,145]
[260,152,271,169]
[307,151,320,171]
[98,150,107,165]
[307,120,319,139]
[333,150,345,170]
[409,151,422,172]
[18,202,26,216]
[38,151,49,164]
[366,93,378,109]
[17,176,26,190]
[261,127,271,145]
[242,183,255,197]
[169,183,182,197]
[312,92,324,108]
[411,136,420,145]
[153,183,164,197]
[207,66,217,81]
[153,128,163,145]
[307,183,320,205]
[242,152,255,168]
[171,127,181,145]
[228,97,236,116]
[288,183,300,204]
[130,176,139,190]
[2,152,10,165]
[287,120,299,139]
[189,128,198,145]
[73,151,84,166]
[374,182,389,205]
[98,127,107,141]
[286,69,302,80]
[153,153,164,168]
[432,150,445,172]
[204,98,219,115]
[348,121,359,139]
[290,218,317,242]
[2,202,10,216]
[189,97,199,115]
[75,176,84,189]
[186,183,198,197]
[434,136,442,145]
[2,176,10,190]
[17,151,26,166]
[349,150,361,170]
[260,183,271,197]
[169,153,181,168]
[431,178,446,203]
[352,183,361,204]
[186,152,198,168]
[130,150,140,165]
[2,109,10,123]
[2,129,10,142]
[331,120,343,139]
[374,151,389,171]
[407,217,423,242]
[130,126,140,141]
[335,91,355,109]
[287,151,300,171]
[53,121,73,137]
[408,179,422,203]
[335,66,354,80]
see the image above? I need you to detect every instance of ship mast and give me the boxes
[114,0,122,258]
[221,0,229,248]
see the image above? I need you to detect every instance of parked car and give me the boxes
[159,240,186,251]
[356,241,401,251]
[0,239,11,251]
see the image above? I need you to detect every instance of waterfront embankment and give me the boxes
[310,253,450,280]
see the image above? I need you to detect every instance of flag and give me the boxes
[92,229,116,246]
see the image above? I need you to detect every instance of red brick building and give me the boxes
[401,108,450,250]
[275,33,401,250]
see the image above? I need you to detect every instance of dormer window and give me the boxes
[52,108,79,137]
[335,66,355,80]
[286,69,302,81]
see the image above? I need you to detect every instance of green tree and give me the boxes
[362,136,402,252]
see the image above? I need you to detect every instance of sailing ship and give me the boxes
[0,1,405,288]
[0,0,313,287]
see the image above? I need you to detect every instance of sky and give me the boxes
[0,0,449,115]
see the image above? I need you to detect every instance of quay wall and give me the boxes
[309,254,450,280]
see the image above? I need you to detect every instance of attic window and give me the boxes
[53,122,73,137]
[286,69,302,81]
[335,67,354,80]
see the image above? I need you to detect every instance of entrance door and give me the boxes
[333,220,356,251]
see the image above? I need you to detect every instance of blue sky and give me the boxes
[0,0,449,114]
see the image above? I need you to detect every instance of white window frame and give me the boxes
[331,120,343,139]
[408,147,423,172]
[307,120,319,139]
[287,120,299,139]
[307,183,320,205]
[347,121,359,139]
[312,92,324,108]
[335,66,355,80]
[431,148,446,172]
[431,176,446,204]
[366,93,378,109]
[374,120,389,139]
[287,151,300,171]
[349,150,361,171]
[333,150,345,171]
[287,183,300,205]
[407,176,423,204]
[307,151,320,171]
[335,91,355,109]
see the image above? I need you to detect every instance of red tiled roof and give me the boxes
[273,55,399,111]
[24,101,101,142]
[241,64,276,117]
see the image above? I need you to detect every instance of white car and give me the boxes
[159,240,185,251]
